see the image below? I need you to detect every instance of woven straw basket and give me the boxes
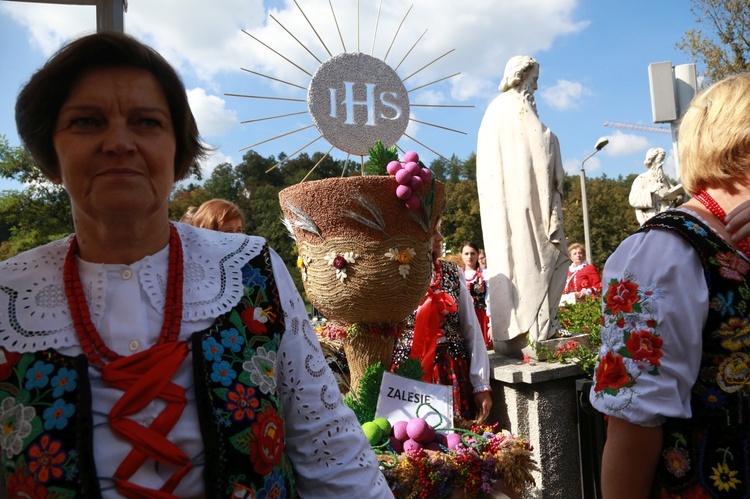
[278,176,444,326]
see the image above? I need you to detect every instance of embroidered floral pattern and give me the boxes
[710,461,741,492]
[243,346,277,395]
[0,350,84,494]
[716,352,750,393]
[593,272,663,412]
[385,247,416,278]
[194,251,295,495]
[28,434,66,483]
[593,211,750,496]
[0,397,35,459]
[714,318,750,351]
[249,405,285,475]
[715,251,750,281]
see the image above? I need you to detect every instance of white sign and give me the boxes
[375,371,453,430]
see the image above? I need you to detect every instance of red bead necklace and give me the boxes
[63,224,184,367]
[693,189,750,257]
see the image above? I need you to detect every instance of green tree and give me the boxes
[678,0,750,84]
[202,162,242,202]
[0,136,73,259]
[440,180,483,254]
[562,173,639,269]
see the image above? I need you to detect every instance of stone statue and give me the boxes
[629,147,679,225]
[476,55,569,355]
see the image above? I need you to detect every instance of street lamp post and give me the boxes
[580,137,609,264]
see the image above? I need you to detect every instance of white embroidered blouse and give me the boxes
[589,209,712,427]
[0,223,393,498]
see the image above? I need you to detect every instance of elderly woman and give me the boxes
[590,73,750,498]
[0,32,391,498]
[560,243,601,305]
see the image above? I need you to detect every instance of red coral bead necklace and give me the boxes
[63,223,184,367]
[693,189,750,258]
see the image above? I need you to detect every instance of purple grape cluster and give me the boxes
[386,151,433,211]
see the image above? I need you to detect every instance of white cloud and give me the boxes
[0,3,96,55]
[602,130,652,157]
[200,148,235,179]
[187,88,239,137]
[539,79,592,111]
[564,156,602,175]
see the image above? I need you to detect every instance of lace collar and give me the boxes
[568,260,589,272]
[0,223,264,353]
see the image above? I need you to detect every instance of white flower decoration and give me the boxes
[0,398,35,459]
[242,346,277,394]
[297,255,312,282]
[253,307,269,323]
[385,247,416,278]
[325,250,359,282]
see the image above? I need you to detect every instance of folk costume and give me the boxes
[590,209,750,497]
[392,260,490,420]
[0,223,391,498]
[462,267,492,349]
[560,261,602,305]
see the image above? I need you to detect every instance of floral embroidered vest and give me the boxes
[0,246,297,498]
[465,269,487,312]
[392,259,469,367]
[639,211,750,497]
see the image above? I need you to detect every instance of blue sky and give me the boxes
[0,0,698,191]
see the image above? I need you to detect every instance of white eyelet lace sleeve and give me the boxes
[270,249,393,498]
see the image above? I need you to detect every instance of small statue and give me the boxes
[629,147,681,225]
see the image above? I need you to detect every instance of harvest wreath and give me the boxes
[346,363,537,499]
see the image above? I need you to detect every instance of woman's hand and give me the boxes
[474,391,492,422]
[725,199,750,243]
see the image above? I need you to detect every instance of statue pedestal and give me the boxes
[488,352,587,499]
[493,333,591,360]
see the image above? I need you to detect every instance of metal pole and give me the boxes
[580,165,592,264]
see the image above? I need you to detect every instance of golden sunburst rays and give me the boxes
[227,0,473,175]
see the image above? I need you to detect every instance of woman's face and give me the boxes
[570,247,585,265]
[461,245,478,269]
[478,252,487,268]
[53,67,176,223]
[220,218,244,234]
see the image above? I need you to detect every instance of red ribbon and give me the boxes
[409,289,457,381]
[101,341,191,497]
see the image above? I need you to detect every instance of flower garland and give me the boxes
[378,422,537,498]
[322,322,403,341]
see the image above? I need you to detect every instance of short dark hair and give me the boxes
[15,31,208,181]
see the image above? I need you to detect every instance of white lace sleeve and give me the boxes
[589,229,707,427]
[271,249,393,498]
[457,272,491,392]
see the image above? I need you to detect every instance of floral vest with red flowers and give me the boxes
[464,269,487,312]
[392,259,468,367]
[639,211,750,497]
[0,246,296,498]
